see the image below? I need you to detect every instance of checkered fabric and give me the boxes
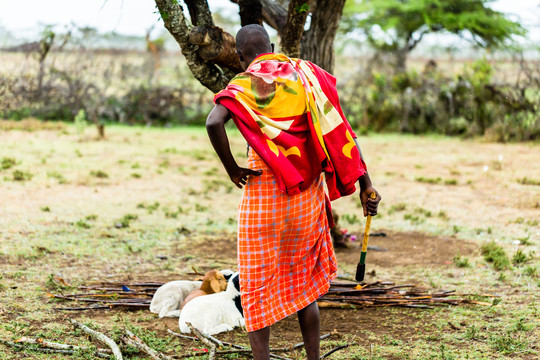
[238,149,338,332]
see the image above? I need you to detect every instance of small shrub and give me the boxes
[453,254,471,268]
[437,210,449,220]
[1,157,17,170]
[115,214,138,228]
[12,170,33,181]
[131,173,142,179]
[74,109,87,139]
[523,265,537,277]
[90,170,109,178]
[481,241,510,270]
[444,179,458,185]
[41,206,51,212]
[512,250,532,265]
[75,220,91,229]
[85,215,98,221]
[195,203,208,212]
[137,201,160,214]
[414,207,432,217]
[404,213,423,224]
[343,213,360,224]
[517,177,540,186]
[415,176,441,184]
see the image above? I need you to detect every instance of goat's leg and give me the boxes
[247,326,270,360]
[297,301,320,360]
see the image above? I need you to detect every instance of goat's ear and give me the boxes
[210,278,222,293]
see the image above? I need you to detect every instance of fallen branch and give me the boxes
[15,336,112,354]
[67,318,123,360]
[0,339,110,358]
[320,343,350,359]
[122,330,173,360]
[167,329,291,360]
[185,323,216,360]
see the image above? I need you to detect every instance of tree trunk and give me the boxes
[281,0,310,58]
[301,0,346,73]
[394,49,407,75]
[238,0,263,26]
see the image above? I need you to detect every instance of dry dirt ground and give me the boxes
[0,124,538,359]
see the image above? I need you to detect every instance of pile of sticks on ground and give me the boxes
[320,281,500,309]
[0,318,348,360]
[47,279,499,311]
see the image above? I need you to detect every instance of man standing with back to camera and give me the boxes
[206,24,381,360]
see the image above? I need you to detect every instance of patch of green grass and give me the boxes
[523,265,537,277]
[1,157,17,170]
[388,203,406,214]
[41,206,51,212]
[75,220,91,229]
[489,332,530,354]
[115,214,138,228]
[90,170,109,178]
[12,169,33,181]
[453,254,471,268]
[444,179,458,185]
[437,210,449,220]
[463,324,482,340]
[516,176,540,186]
[47,170,68,184]
[516,235,532,246]
[481,241,510,270]
[342,213,360,225]
[415,176,441,184]
[414,207,432,217]
[195,203,208,212]
[512,250,533,265]
[404,213,424,224]
[137,201,160,213]
[131,172,141,178]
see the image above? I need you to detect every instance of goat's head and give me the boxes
[200,270,227,294]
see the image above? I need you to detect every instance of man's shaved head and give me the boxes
[235,24,273,69]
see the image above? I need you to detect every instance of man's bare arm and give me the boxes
[206,104,261,188]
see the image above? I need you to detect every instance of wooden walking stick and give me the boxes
[355,192,377,282]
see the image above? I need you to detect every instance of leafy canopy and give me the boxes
[343,0,526,52]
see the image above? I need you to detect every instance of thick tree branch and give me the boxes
[189,26,243,73]
[238,0,263,26]
[184,0,214,27]
[281,0,310,57]
[155,0,231,92]
[231,0,288,32]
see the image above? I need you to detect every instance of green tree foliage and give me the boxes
[343,0,526,72]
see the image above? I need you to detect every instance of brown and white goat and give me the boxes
[181,270,227,308]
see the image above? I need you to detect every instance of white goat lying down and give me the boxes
[150,280,201,318]
[179,272,244,335]
[150,269,234,318]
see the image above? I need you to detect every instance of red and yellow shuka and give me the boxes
[215,53,367,332]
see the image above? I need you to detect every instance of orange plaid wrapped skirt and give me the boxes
[238,149,338,332]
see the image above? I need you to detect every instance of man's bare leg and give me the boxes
[248,326,270,360]
[298,301,320,360]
